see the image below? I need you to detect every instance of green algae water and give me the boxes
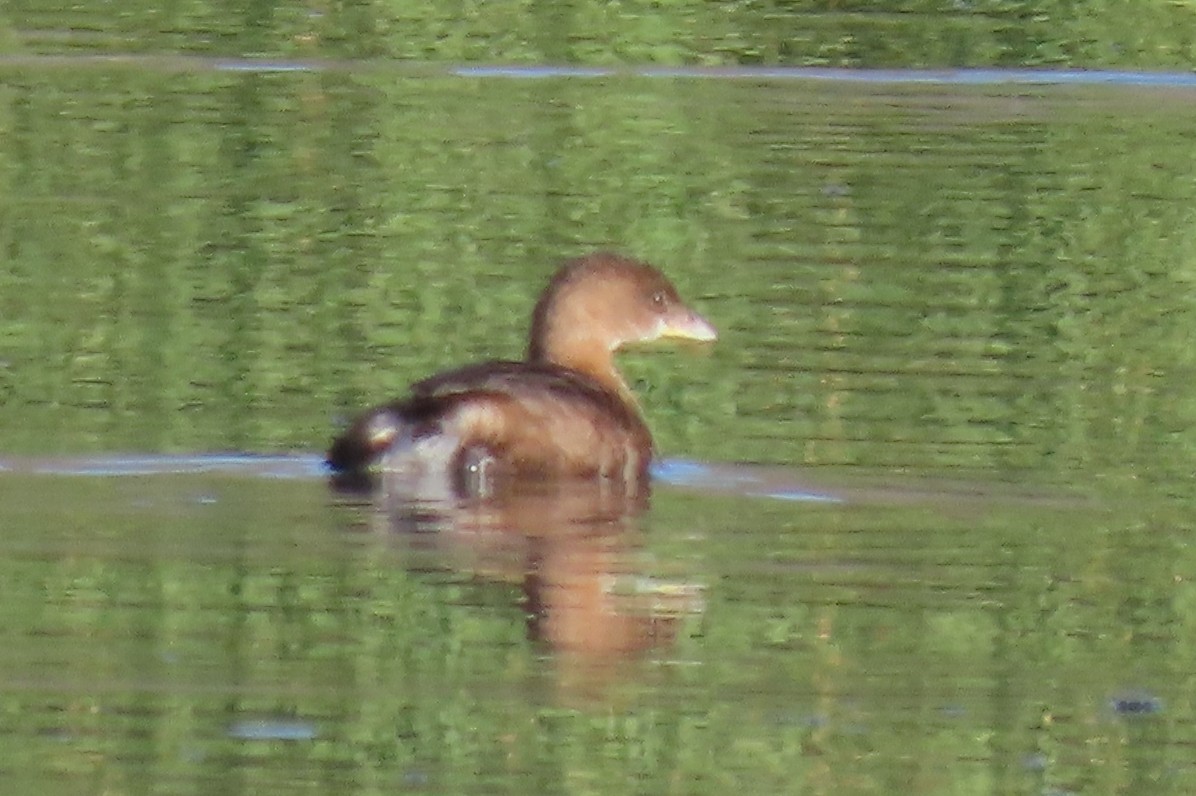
[4,2,1196,792]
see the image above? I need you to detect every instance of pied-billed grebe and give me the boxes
[327,252,716,489]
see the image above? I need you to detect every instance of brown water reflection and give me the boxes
[335,474,703,699]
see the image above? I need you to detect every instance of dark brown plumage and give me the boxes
[327,252,716,492]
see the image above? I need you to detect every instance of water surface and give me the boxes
[3,30,1196,796]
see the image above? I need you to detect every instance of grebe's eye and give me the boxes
[650,291,667,310]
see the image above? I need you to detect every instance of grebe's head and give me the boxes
[528,252,716,367]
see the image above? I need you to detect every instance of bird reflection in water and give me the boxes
[338,470,704,698]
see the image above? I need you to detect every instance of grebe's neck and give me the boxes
[529,333,637,407]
